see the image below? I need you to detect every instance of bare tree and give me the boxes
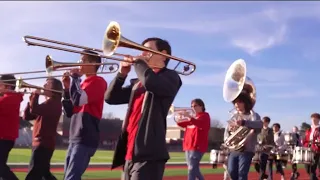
[211,118,224,128]
[103,112,115,119]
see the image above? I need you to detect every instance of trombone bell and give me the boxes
[103,21,121,56]
[23,20,196,76]
[16,78,33,90]
[102,21,196,75]
[45,55,119,75]
[16,77,63,95]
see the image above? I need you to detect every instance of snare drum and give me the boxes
[276,152,289,168]
[276,152,289,161]
[292,147,314,164]
[210,149,227,165]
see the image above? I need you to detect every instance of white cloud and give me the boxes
[106,2,320,55]
[231,25,287,55]
[1,1,320,122]
[248,65,298,82]
[180,60,299,87]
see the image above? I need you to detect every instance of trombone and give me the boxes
[0,55,120,81]
[0,78,63,96]
[23,21,196,75]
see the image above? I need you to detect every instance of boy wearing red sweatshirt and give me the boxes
[0,74,23,180]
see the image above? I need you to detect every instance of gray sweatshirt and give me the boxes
[224,112,263,152]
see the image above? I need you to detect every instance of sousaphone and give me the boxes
[222,59,257,151]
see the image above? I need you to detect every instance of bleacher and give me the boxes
[15,118,33,147]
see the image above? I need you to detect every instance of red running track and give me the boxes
[12,165,214,172]
[89,168,311,180]
[82,170,311,180]
[13,165,311,180]
[163,170,311,180]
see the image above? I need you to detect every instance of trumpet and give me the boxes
[0,55,119,81]
[23,21,196,75]
[167,104,195,123]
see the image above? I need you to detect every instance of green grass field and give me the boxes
[8,148,210,163]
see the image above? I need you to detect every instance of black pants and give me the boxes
[25,146,57,180]
[0,140,18,180]
[122,160,166,180]
[292,163,298,174]
[305,153,320,180]
[259,153,269,179]
[254,153,269,180]
[268,159,285,179]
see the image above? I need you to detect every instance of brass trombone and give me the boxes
[23,21,196,75]
[0,78,63,96]
[0,55,119,81]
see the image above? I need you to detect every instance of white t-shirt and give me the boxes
[310,125,320,140]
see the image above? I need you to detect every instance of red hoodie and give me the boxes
[0,92,24,140]
[177,112,211,153]
[303,126,320,153]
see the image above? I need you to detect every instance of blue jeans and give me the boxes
[185,151,204,180]
[228,151,254,180]
[64,143,97,180]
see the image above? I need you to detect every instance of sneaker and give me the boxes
[254,163,260,173]
[262,174,268,179]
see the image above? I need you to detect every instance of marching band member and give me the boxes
[269,123,286,180]
[62,50,108,180]
[290,126,301,180]
[23,78,63,180]
[176,98,210,180]
[225,93,263,180]
[255,116,274,180]
[223,126,230,180]
[105,37,182,180]
[0,75,23,180]
[303,113,320,180]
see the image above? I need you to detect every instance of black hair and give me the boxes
[142,37,171,67]
[263,116,271,123]
[0,74,16,90]
[311,113,320,119]
[191,98,206,112]
[232,93,253,114]
[82,50,102,72]
[272,123,281,129]
[46,77,63,99]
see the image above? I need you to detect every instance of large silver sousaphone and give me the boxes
[222,59,257,151]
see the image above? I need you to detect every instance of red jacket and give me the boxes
[303,127,320,153]
[0,92,23,140]
[177,112,211,153]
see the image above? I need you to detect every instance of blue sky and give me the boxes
[1,1,320,131]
